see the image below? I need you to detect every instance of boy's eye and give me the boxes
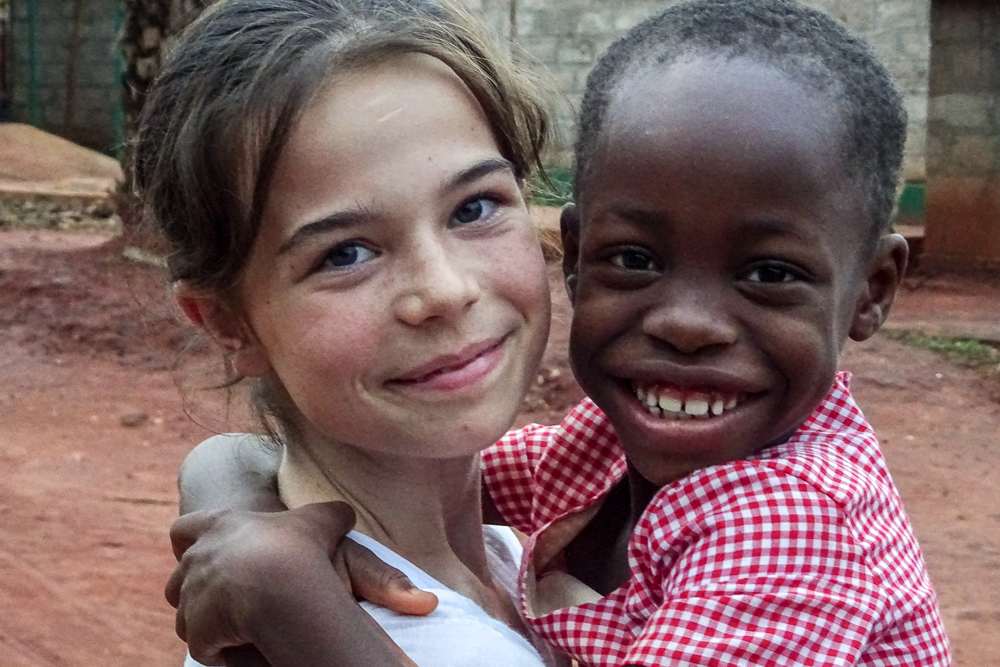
[320,242,377,270]
[452,197,498,225]
[745,263,800,284]
[609,249,657,271]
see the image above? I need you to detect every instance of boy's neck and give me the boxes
[563,464,661,595]
[626,462,661,526]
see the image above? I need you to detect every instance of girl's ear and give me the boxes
[560,203,581,304]
[174,282,272,377]
[849,233,909,342]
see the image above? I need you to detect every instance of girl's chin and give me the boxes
[355,423,513,459]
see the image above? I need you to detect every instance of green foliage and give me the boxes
[528,168,574,207]
[881,329,1000,369]
[895,181,925,218]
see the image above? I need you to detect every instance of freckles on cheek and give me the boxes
[302,323,369,361]
[269,304,372,368]
[485,236,548,307]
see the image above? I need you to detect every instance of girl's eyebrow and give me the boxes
[277,208,376,256]
[277,158,515,256]
[442,157,515,193]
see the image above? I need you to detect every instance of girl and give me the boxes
[131,0,564,665]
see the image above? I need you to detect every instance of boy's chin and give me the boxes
[602,386,777,485]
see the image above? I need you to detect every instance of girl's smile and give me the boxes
[389,334,511,391]
[229,54,550,459]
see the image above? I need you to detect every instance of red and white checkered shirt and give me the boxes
[483,373,950,666]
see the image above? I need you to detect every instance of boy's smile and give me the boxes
[563,56,906,486]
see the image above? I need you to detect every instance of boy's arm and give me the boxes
[178,434,284,514]
[481,423,557,532]
[181,432,509,523]
[170,436,434,667]
[171,505,421,667]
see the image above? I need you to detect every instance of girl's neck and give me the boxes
[277,434,492,593]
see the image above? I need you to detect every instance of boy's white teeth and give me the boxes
[658,395,682,413]
[633,383,742,420]
[685,399,709,416]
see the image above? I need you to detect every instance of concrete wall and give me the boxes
[464,0,930,177]
[923,0,1000,268]
[4,0,930,168]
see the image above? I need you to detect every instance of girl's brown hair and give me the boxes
[131,0,550,293]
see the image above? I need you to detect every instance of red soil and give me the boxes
[0,228,998,666]
[0,124,121,200]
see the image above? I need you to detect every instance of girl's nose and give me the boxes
[393,237,481,326]
[641,282,738,354]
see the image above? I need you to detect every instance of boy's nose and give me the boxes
[393,237,481,326]
[641,285,738,354]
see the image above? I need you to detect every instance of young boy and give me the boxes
[170,0,949,664]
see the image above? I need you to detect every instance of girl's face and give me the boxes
[230,54,550,458]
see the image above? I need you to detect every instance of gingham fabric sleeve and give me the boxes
[622,463,888,666]
[483,422,556,535]
[484,399,628,536]
[520,375,950,667]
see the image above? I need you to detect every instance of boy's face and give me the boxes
[563,56,907,486]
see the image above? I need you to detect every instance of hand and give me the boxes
[220,645,272,667]
[167,502,356,664]
[167,502,437,665]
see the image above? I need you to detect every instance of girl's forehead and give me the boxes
[307,54,472,121]
[279,57,489,169]
[254,54,503,245]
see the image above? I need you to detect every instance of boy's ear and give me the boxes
[849,233,909,342]
[560,203,581,304]
[174,282,272,377]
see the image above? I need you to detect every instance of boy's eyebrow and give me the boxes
[608,207,822,246]
[732,217,820,242]
[610,207,814,236]
[607,206,662,227]
[276,208,376,256]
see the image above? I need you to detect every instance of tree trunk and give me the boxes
[0,0,10,119]
[116,0,216,248]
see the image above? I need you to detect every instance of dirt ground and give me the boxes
[0,124,122,199]
[1,224,998,667]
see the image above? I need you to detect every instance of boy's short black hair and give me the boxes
[575,0,907,243]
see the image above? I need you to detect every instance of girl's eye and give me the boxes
[745,263,800,284]
[320,242,377,270]
[452,197,498,225]
[609,249,657,271]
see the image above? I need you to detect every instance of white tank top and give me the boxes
[184,526,564,667]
